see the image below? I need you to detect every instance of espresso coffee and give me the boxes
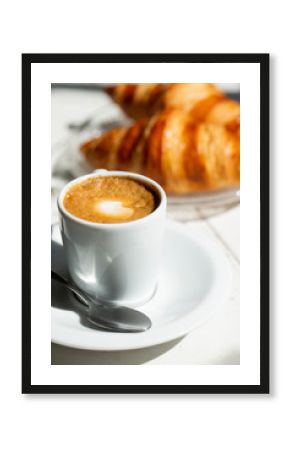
[63,176,156,224]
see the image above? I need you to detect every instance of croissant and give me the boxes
[106,83,222,119]
[106,83,240,137]
[81,108,240,194]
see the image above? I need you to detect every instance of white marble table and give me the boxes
[51,87,240,365]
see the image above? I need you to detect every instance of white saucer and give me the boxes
[51,221,231,351]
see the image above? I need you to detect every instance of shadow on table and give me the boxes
[51,337,184,365]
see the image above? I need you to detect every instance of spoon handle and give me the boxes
[51,269,152,332]
[51,270,89,307]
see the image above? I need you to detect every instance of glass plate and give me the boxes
[166,188,240,221]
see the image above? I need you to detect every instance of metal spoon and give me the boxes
[51,270,152,333]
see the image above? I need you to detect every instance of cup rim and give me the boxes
[57,170,167,229]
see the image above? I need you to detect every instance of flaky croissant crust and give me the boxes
[107,82,234,116]
[80,83,240,193]
[107,83,240,136]
[81,107,239,194]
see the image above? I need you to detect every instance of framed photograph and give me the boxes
[22,53,269,394]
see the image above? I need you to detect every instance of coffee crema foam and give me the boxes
[63,176,156,224]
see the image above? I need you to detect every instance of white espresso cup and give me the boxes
[57,170,167,307]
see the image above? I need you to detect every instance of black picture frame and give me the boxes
[22,53,269,394]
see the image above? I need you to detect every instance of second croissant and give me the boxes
[81,107,240,194]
